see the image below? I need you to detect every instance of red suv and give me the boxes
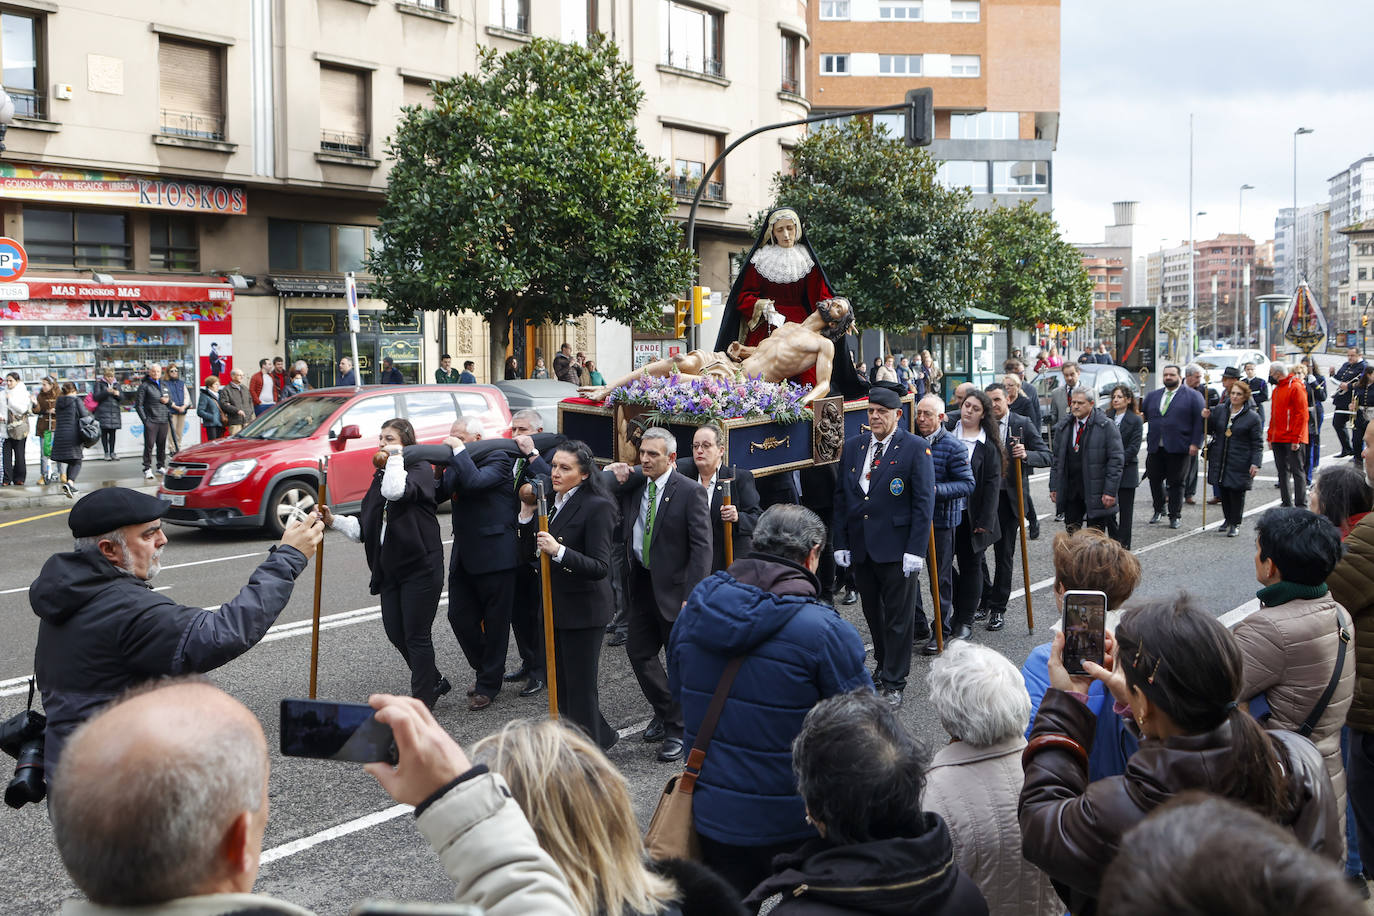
[158,385,512,535]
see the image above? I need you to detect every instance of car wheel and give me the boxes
[267,480,318,537]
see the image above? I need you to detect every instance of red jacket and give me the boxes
[1267,374,1310,445]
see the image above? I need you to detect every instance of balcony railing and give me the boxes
[499,12,529,32]
[781,76,800,94]
[668,175,724,201]
[7,89,43,119]
[662,51,723,78]
[320,130,369,156]
[159,109,225,141]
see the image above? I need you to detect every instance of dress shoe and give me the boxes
[1184,497,1197,505]
[1227,525,1241,538]
[600,730,620,753]
[606,630,628,647]
[1207,497,1221,505]
[466,684,477,697]
[922,637,942,656]
[642,717,666,742]
[881,687,904,708]
[1027,526,1040,541]
[973,607,989,621]
[1054,513,1065,522]
[986,610,1005,631]
[503,666,530,683]
[841,588,859,605]
[954,624,974,641]
[1169,518,1181,529]
[657,737,685,762]
[420,676,452,710]
[519,677,546,698]
[1149,511,1162,524]
[468,693,494,711]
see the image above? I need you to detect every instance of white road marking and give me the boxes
[260,804,413,865]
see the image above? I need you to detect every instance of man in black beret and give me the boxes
[29,487,324,784]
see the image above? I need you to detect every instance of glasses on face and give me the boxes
[692,442,717,451]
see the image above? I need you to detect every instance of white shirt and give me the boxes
[632,466,674,565]
[256,370,275,405]
[518,484,578,563]
[954,423,985,462]
[861,429,897,495]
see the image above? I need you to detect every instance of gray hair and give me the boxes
[512,408,543,428]
[1184,363,1203,378]
[641,426,676,456]
[752,504,826,566]
[292,360,308,374]
[1270,363,1290,378]
[51,680,267,905]
[925,641,1031,746]
[74,528,126,553]
[917,394,945,416]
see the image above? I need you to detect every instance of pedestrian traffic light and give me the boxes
[693,286,712,324]
[904,88,933,147]
[674,298,690,339]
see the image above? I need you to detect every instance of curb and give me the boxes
[0,480,163,511]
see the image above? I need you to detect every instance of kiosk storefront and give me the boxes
[0,278,234,456]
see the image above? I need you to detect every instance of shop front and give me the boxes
[275,280,424,387]
[886,307,1010,394]
[0,278,234,456]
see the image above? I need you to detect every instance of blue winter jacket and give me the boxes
[668,557,870,847]
[927,425,975,530]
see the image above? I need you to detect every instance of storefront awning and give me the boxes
[270,275,374,298]
[8,278,235,303]
[960,307,1010,322]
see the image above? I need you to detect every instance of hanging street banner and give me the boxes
[1281,281,1328,354]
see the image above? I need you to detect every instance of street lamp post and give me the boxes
[1293,127,1314,292]
[1192,208,1206,352]
[1236,183,1253,342]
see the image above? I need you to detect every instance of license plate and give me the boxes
[166,494,186,507]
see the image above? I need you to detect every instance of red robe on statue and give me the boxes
[735,264,833,348]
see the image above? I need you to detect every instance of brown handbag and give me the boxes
[643,655,746,861]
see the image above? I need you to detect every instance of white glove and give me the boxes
[834,550,851,568]
[902,553,924,577]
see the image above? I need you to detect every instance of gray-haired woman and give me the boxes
[923,641,1059,916]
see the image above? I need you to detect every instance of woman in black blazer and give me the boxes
[1206,383,1265,537]
[1108,384,1144,549]
[322,417,448,708]
[518,439,619,750]
[948,390,1004,639]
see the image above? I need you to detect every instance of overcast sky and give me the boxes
[1054,0,1374,254]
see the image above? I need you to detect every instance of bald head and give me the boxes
[52,680,268,906]
[953,382,975,403]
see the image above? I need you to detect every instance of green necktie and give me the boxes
[512,457,526,495]
[1161,389,1174,415]
[642,480,658,567]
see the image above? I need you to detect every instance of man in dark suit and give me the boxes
[913,395,975,652]
[606,428,712,762]
[675,424,762,573]
[981,383,1051,631]
[1048,386,1123,533]
[1003,373,1043,539]
[437,417,519,710]
[1141,364,1205,530]
[833,385,935,707]
[1182,363,1221,505]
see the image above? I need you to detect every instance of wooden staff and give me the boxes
[309,457,328,699]
[928,521,944,653]
[720,474,734,568]
[1201,371,1211,528]
[534,478,560,720]
[1014,453,1034,633]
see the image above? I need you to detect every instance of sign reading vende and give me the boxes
[0,163,247,215]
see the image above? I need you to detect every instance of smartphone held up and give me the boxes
[1061,589,1107,676]
[280,699,398,765]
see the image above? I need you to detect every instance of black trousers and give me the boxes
[1347,728,1374,871]
[2,437,25,484]
[1107,486,1136,549]
[510,563,545,679]
[699,834,805,907]
[1274,442,1307,508]
[950,517,985,632]
[1146,450,1188,520]
[378,560,443,702]
[65,459,82,482]
[627,562,682,735]
[983,494,1021,614]
[1218,486,1247,527]
[552,626,615,750]
[142,420,168,471]
[855,557,917,690]
[100,427,117,456]
[1183,453,1200,499]
[606,538,629,636]
[1335,405,1355,455]
[447,564,515,697]
[928,525,955,635]
[1062,489,1108,535]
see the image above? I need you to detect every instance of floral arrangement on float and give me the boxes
[602,373,811,427]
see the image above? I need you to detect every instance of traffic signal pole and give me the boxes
[681,89,933,351]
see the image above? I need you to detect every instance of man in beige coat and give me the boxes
[1235,507,1354,831]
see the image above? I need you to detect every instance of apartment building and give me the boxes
[1336,221,1374,339]
[1328,155,1374,321]
[1191,233,1254,344]
[1274,202,1332,307]
[807,0,1060,212]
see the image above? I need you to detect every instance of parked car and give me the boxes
[1028,363,1141,435]
[492,378,581,432]
[158,384,512,535]
[1192,349,1271,400]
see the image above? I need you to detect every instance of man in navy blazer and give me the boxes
[1141,364,1204,529]
[833,385,935,707]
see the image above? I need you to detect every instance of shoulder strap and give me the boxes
[680,656,746,784]
[1298,612,1351,739]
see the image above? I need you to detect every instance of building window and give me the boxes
[149,214,199,271]
[950,0,980,21]
[1360,267,1369,281]
[269,220,378,273]
[661,1,722,77]
[812,113,852,130]
[319,65,369,156]
[878,54,921,75]
[1108,292,1122,301]
[992,160,1049,193]
[879,3,923,20]
[780,33,801,94]
[663,127,723,201]
[949,111,1018,140]
[493,0,529,32]
[950,55,980,77]
[1,10,44,119]
[23,207,130,268]
[401,78,432,110]
[820,53,849,75]
[1094,291,1106,301]
[936,160,989,194]
[873,113,904,137]
[158,39,225,140]
[819,0,849,18]
[409,0,448,9]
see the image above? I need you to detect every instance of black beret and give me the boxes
[867,386,903,409]
[69,487,171,539]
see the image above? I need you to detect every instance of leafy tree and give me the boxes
[981,202,1094,330]
[768,120,988,332]
[368,36,696,378]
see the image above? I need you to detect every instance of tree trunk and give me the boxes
[488,300,512,382]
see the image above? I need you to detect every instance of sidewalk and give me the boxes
[0,454,162,510]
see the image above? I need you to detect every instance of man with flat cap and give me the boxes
[29,487,323,782]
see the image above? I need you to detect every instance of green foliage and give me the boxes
[367,36,696,371]
[769,119,988,333]
[981,202,1094,330]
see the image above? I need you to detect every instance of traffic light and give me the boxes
[692,285,712,324]
[674,298,690,339]
[1354,295,1359,306]
[1363,314,1369,329]
[904,88,933,147]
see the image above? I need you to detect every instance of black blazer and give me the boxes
[516,482,616,630]
[615,468,712,621]
[965,437,1003,553]
[1114,410,1144,489]
[674,457,762,572]
[999,412,1051,498]
[358,464,443,594]
[437,447,520,574]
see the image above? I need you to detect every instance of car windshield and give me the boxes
[1196,355,1240,371]
[234,396,348,440]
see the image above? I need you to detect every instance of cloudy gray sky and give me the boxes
[1055,0,1374,252]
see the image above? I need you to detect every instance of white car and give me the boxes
[1191,349,1270,399]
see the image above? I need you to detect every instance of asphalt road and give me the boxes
[0,423,1343,914]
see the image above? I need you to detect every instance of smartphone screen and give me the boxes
[280,699,397,765]
[1061,590,1108,676]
